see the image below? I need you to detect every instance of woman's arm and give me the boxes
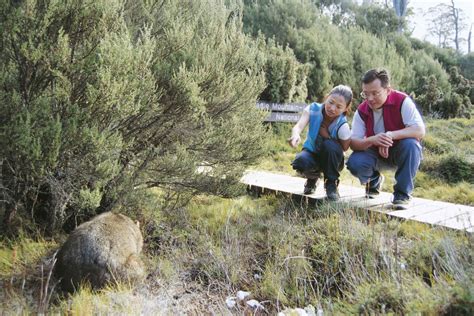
[339,138,351,151]
[337,122,351,151]
[288,110,310,148]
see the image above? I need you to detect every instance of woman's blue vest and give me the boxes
[303,102,348,153]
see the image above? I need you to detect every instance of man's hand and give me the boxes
[379,146,389,158]
[288,135,301,148]
[371,132,393,147]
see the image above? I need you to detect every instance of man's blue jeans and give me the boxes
[346,138,422,196]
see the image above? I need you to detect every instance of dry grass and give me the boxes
[1,119,473,314]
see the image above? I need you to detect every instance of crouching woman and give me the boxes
[288,85,352,200]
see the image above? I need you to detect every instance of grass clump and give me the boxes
[0,233,58,314]
[420,118,474,190]
[143,194,474,314]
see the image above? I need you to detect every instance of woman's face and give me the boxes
[324,94,347,118]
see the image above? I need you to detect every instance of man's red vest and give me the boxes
[357,90,407,137]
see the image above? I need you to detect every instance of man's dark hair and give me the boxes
[362,68,390,87]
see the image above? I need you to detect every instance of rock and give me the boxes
[54,212,145,292]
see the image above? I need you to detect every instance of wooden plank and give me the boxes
[388,199,464,218]
[390,206,474,230]
[256,102,306,112]
[437,212,474,230]
[241,170,474,232]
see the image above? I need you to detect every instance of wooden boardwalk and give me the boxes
[241,170,474,232]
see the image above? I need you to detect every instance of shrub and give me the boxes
[1,0,269,235]
[437,155,474,183]
[260,38,309,103]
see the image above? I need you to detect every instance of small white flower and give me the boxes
[400,263,407,270]
[253,273,262,280]
[295,307,307,315]
[225,297,236,309]
[246,299,264,310]
[236,290,251,300]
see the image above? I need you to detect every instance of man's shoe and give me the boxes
[365,174,385,199]
[392,192,412,210]
[325,179,340,201]
[303,178,319,195]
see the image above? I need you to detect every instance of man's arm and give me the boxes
[392,98,426,140]
[386,125,425,140]
[350,133,393,151]
[351,123,424,151]
[350,99,426,151]
[349,111,393,151]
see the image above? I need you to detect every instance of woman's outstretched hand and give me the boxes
[288,135,301,148]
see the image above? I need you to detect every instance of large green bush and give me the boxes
[242,0,473,117]
[259,38,309,103]
[1,0,268,234]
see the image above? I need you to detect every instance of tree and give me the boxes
[427,0,468,52]
[259,39,309,103]
[416,75,443,115]
[1,0,269,235]
[437,67,472,118]
[353,3,403,37]
[468,23,472,53]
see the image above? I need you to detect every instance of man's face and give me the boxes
[361,79,390,110]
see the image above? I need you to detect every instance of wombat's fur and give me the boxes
[54,212,145,292]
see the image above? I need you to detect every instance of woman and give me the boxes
[288,85,353,200]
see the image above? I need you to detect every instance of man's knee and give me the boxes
[397,138,422,157]
[346,153,360,172]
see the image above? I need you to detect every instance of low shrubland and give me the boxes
[2,118,473,314]
[1,0,473,314]
[2,192,473,314]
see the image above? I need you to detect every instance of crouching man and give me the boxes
[346,68,425,209]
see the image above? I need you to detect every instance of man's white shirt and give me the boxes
[351,98,425,139]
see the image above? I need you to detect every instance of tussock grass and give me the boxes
[57,283,144,315]
[138,194,474,314]
[0,233,58,314]
[2,119,473,314]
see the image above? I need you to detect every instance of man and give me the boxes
[346,68,425,209]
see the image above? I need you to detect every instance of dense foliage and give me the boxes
[1,0,473,235]
[243,0,473,118]
[1,0,268,234]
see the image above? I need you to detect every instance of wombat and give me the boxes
[54,212,145,292]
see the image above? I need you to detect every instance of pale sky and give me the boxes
[409,0,474,53]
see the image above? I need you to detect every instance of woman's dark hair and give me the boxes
[329,84,353,106]
[362,68,390,87]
